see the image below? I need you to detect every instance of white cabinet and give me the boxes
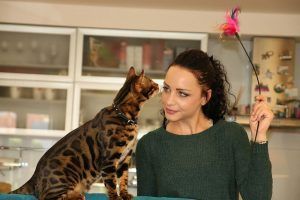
[0,24,208,137]
[0,24,76,137]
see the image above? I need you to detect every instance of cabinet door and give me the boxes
[76,29,208,82]
[0,24,76,82]
[73,83,162,139]
[0,80,73,137]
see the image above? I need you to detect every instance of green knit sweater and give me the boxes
[136,120,272,200]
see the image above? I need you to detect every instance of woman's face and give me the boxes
[162,65,207,123]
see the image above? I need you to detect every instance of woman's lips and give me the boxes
[165,108,177,115]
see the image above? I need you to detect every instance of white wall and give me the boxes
[0,1,300,37]
[207,38,252,106]
[243,127,300,200]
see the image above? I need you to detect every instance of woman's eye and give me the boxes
[178,91,189,97]
[162,86,170,93]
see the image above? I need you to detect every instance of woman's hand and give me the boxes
[249,95,274,141]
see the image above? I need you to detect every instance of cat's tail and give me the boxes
[9,178,35,195]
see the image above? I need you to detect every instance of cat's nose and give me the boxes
[154,83,159,91]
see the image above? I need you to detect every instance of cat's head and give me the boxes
[114,67,159,105]
[126,67,159,100]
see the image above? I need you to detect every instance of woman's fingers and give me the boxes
[251,95,273,122]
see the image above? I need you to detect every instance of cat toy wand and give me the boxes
[219,7,261,143]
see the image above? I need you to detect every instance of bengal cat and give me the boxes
[10,67,159,200]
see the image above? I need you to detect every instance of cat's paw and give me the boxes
[108,194,122,200]
[120,192,133,200]
[78,194,85,200]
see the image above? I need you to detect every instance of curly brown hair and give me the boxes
[162,49,234,125]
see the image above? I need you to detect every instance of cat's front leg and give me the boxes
[117,156,133,200]
[101,170,121,200]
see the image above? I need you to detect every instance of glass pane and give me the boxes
[0,86,67,130]
[82,35,201,78]
[0,137,55,191]
[0,31,70,75]
[80,89,163,137]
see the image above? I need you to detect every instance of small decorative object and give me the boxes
[50,44,57,63]
[88,37,119,68]
[261,51,274,60]
[16,41,24,52]
[10,86,21,99]
[274,83,285,93]
[279,50,293,60]
[1,40,8,51]
[26,113,49,130]
[30,40,38,51]
[255,83,269,92]
[264,69,273,79]
[0,111,17,128]
[33,88,43,100]
[39,52,47,64]
[277,65,289,75]
[45,88,55,100]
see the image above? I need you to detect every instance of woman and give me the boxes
[136,49,273,200]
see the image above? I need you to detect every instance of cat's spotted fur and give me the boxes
[10,67,159,200]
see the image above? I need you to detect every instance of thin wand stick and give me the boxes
[235,33,261,143]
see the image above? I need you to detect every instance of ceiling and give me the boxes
[11,0,300,14]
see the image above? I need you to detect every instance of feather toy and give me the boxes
[219,7,261,143]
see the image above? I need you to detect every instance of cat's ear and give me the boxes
[137,69,145,82]
[127,67,136,80]
[140,69,145,77]
[133,69,145,93]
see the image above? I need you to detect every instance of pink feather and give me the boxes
[220,7,241,36]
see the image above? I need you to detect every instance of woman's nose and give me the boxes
[165,92,175,106]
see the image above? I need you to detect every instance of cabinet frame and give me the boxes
[0,24,209,137]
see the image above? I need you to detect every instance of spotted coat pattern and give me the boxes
[10,67,159,200]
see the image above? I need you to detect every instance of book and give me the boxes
[142,43,152,70]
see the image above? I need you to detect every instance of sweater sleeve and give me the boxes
[233,123,273,200]
[136,135,156,196]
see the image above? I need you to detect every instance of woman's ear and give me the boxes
[202,89,212,105]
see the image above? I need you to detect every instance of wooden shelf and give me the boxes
[236,115,300,128]
[0,97,66,104]
[82,66,165,75]
[0,62,68,70]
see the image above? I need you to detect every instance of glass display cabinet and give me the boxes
[0,24,76,82]
[75,28,208,83]
[0,80,73,137]
[0,24,209,136]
